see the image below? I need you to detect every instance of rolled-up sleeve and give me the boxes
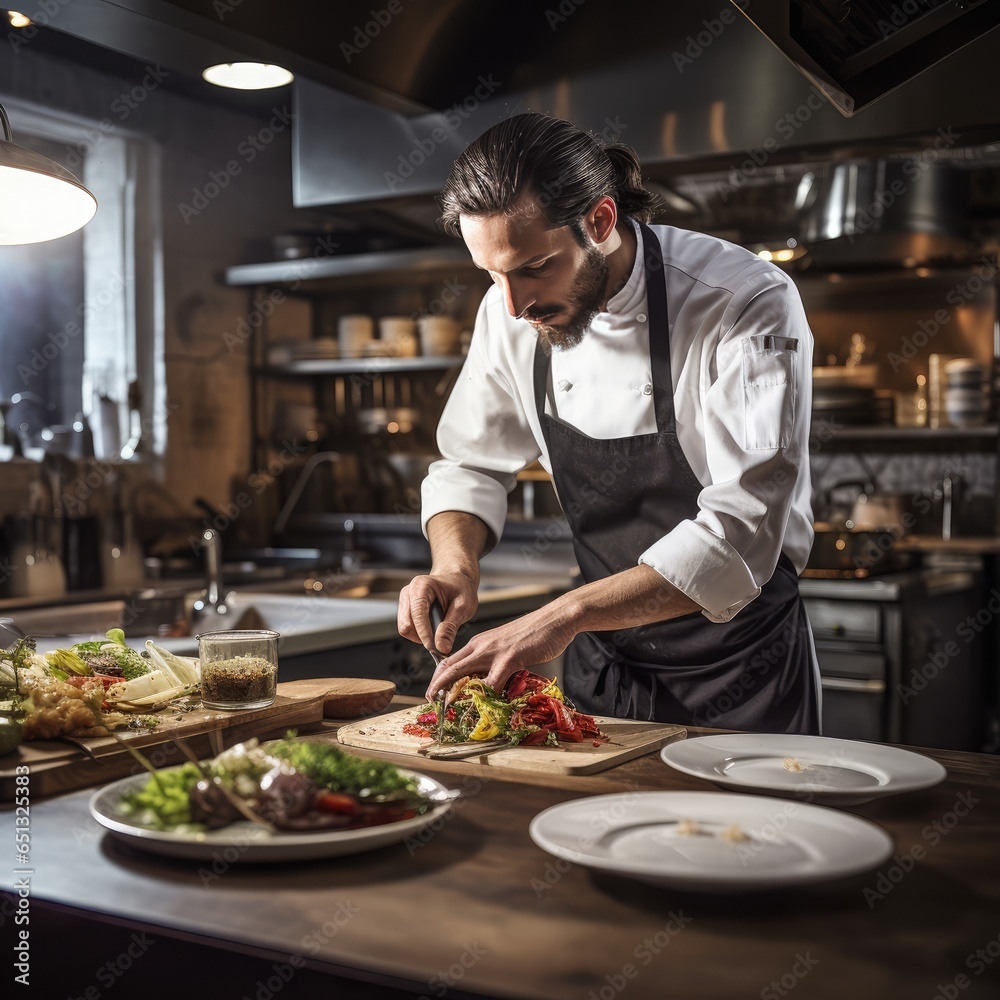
[421,295,542,549]
[639,274,812,622]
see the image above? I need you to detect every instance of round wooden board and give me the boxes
[277,678,396,718]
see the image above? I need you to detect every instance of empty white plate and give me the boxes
[661,734,946,805]
[529,791,894,892]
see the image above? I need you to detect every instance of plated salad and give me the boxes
[408,669,608,747]
[0,629,199,742]
[119,735,437,833]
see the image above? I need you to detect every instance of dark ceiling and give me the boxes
[3,0,690,114]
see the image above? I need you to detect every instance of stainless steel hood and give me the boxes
[734,0,1000,117]
[22,0,1000,255]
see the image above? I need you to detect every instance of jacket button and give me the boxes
[636,313,647,323]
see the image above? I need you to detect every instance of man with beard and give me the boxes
[398,113,820,734]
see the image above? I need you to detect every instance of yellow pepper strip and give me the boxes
[468,715,501,741]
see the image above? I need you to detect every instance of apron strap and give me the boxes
[532,222,676,436]
[637,222,676,435]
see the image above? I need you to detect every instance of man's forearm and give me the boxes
[557,564,701,636]
[427,511,490,583]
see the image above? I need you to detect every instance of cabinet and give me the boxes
[225,246,488,522]
[800,570,987,750]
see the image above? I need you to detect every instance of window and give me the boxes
[0,99,163,461]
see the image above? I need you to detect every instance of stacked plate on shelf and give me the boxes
[811,364,882,425]
[943,357,991,427]
[267,338,340,365]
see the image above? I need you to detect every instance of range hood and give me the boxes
[16,0,1000,255]
[733,0,1000,117]
[797,159,978,266]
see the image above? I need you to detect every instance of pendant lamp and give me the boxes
[0,103,98,244]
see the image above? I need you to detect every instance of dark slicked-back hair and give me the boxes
[439,113,660,243]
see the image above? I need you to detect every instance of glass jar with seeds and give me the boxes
[197,629,279,710]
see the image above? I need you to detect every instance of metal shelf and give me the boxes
[225,246,473,287]
[256,357,463,376]
[817,423,998,440]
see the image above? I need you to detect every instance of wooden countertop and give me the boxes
[896,534,1000,554]
[3,709,1000,1000]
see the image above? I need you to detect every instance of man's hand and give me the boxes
[421,564,700,701]
[398,570,479,655]
[423,603,578,700]
[400,511,491,654]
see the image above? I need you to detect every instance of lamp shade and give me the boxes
[0,105,98,245]
[202,62,294,90]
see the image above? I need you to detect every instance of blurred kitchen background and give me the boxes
[1,0,1000,751]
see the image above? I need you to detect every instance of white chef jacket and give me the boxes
[421,221,814,623]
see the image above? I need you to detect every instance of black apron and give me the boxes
[533,223,820,734]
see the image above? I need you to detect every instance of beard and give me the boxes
[527,245,609,352]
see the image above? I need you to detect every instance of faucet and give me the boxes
[273,451,341,535]
[195,527,228,615]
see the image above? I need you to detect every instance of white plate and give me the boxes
[660,734,946,805]
[89,769,457,862]
[529,791,894,892]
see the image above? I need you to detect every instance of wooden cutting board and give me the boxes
[337,705,686,775]
[0,677,395,801]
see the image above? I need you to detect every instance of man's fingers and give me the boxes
[434,617,458,655]
[397,585,415,640]
[409,594,436,649]
[423,643,481,700]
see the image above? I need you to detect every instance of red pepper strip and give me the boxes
[315,791,360,815]
[65,674,123,691]
[520,730,551,745]
[403,723,434,738]
[446,707,456,721]
[505,669,552,700]
[552,700,583,741]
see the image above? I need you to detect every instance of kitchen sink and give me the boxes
[17,592,402,660]
[236,566,419,599]
[8,561,572,661]
[7,600,130,639]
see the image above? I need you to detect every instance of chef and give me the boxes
[398,113,820,733]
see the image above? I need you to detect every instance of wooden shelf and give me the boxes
[225,246,473,287]
[813,422,999,451]
[256,356,463,376]
[820,424,997,439]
